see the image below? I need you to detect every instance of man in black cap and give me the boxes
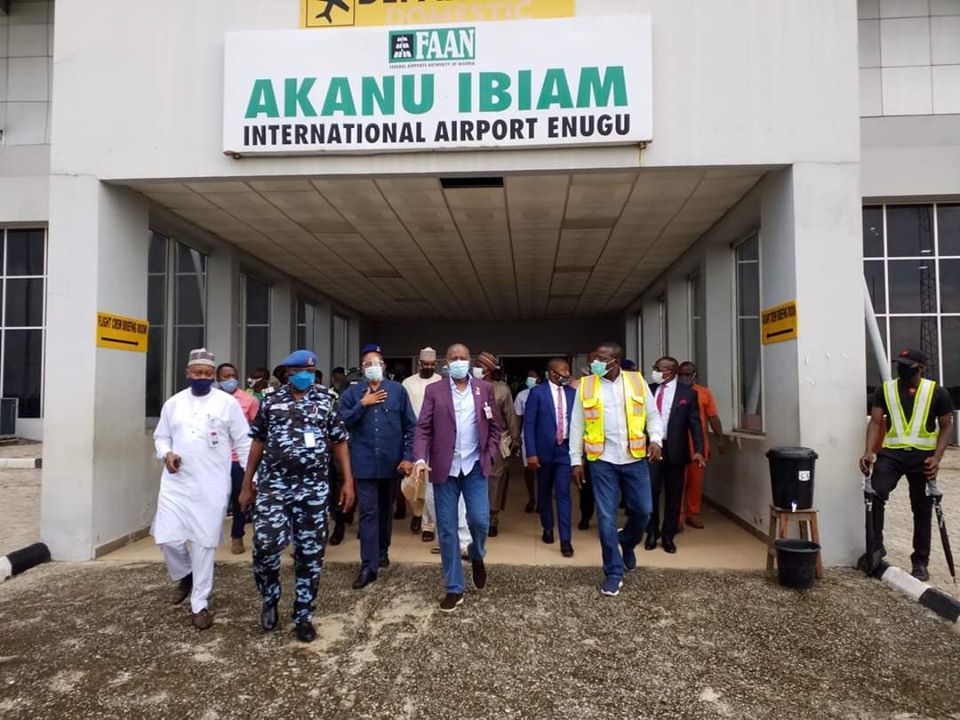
[859,348,954,581]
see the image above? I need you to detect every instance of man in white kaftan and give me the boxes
[151,348,253,630]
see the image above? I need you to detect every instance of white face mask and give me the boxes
[364,365,384,383]
[472,366,485,380]
[650,370,665,385]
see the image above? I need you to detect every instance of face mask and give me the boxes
[525,377,537,389]
[219,378,239,394]
[247,377,256,387]
[472,366,485,380]
[420,368,435,379]
[364,365,384,383]
[650,370,665,384]
[896,364,919,382]
[590,359,609,376]
[449,360,470,380]
[190,378,214,396]
[557,375,572,387]
[290,370,315,391]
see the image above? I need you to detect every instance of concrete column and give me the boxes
[205,246,239,364]
[42,178,156,560]
[269,278,294,367]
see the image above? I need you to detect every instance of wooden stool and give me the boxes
[766,505,823,579]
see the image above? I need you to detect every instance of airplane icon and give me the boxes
[316,0,350,24]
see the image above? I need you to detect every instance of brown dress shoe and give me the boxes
[192,609,214,630]
[231,538,245,555]
[686,514,705,529]
[171,574,192,605]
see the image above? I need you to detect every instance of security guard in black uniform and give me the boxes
[859,348,954,582]
[240,349,356,643]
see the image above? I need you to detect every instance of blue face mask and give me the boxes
[448,360,470,380]
[190,378,214,396]
[218,378,239,394]
[289,370,315,391]
[590,359,609,376]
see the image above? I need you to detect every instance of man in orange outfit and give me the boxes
[677,361,726,529]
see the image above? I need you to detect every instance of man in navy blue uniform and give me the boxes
[239,349,355,643]
[339,344,418,589]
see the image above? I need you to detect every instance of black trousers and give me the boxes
[579,460,595,523]
[329,461,354,525]
[871,450,933,565]
[647,460,685,542]
[229,462,247,539]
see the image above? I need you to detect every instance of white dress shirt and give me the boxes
[546,380,568,441]
[449,377,480,476]
[569,372,664,466]
[654,378,678,438]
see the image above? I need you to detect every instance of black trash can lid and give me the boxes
[766,446,818,460]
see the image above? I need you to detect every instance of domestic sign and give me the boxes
[96,312,149,353]
[223,15,653,156]
[761,301,798,345]
[300,0,574,29]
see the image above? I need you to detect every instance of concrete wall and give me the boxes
[861,115,960,199]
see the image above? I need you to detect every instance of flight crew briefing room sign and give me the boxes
[300,0,574,28]
[222,15,653,156]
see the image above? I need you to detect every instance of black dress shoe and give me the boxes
[261,602,278,632]
[472,558,487,590]
[488,525,499,538]
[644,535,658,551]
[542,529,555,544]
[329,522,345,546]
[379,555,390,569]
[410,515,422,534]
[578,518,590,531]
[352,569,378,589]
[421,530,435,543]
[662,539,677,554]
[295,620,317,643]
[394,505,406,520]
[560,542,574,558]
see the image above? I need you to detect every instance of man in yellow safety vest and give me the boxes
[859,347,954,582]
[570,341,664,596]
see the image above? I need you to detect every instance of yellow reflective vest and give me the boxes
[881,378,938,451]
[579,371,649,461]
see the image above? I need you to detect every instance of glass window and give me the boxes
[863,260,886,314]
[887,260,936,314]
[735,235,762,432]
[689,274,707,383]
[5,279,44,327]
[941,317,960,406]
[865,321,888,412]
[145,233,168,418]
[175,245,206,326]
[889,316,939,381]
[6,229,45,276]
[240,273,270,377]
[939,204,960,257]
[3,329,43,418]
[886,205,934,257]
[862,206,884,258]
[939,258,960,314]
[333,314,350,371]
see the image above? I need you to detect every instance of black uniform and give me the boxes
[870,380,953,565]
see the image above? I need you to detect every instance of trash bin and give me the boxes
[774,539,820,589]
[767,446,818,509]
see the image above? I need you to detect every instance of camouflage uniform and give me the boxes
[249,384,348,623]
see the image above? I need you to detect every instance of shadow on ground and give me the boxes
[1,563,958,719]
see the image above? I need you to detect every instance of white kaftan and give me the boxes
[151,388,253,548]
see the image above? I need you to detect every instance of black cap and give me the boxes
[895,348,926,366]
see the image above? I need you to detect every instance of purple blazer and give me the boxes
[413,377,503,483]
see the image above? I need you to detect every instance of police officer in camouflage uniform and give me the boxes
[239,349,356,643]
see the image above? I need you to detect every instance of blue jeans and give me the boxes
[434,464,489,594]
[537,461,573,543]
[590,459,653,580]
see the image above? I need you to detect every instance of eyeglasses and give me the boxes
[361,360,383,369]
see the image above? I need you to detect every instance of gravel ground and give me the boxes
[0,563,958,720]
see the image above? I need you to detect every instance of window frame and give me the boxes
[238,270,271,378]
[733,232,763,434]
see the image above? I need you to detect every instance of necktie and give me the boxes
[556,385,565,444]
[657,386,665,414]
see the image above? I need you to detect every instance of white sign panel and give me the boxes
[223,15,652,156]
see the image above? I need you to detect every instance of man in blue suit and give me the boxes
[524,358,577,558]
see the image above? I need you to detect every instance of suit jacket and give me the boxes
[649,381,704,466]
[413,377,503,483]
[523,381,576,465]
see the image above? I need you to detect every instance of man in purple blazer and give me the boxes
[413,343,503,612]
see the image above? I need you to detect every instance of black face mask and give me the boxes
[420,368,435,379]
[896,364,919,382]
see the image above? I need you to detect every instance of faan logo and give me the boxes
[389,26,476,64]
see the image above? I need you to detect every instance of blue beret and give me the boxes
[360,343,383,355]
[281,349,317,368]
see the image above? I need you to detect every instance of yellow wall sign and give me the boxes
[97,312,149,353]
[300,0,574,28]
[761,300,798,345]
